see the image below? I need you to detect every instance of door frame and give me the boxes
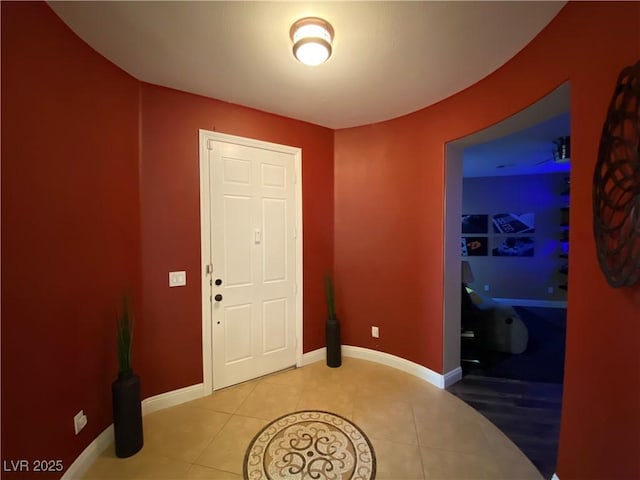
[198,129,303,394]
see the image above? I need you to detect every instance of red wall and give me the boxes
[1,3,141,477]
[2,4,334,474]
[335,2,639,479]
[138,85,334,397]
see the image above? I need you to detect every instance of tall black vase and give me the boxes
[112,371,143,458]
[326,316,342,368]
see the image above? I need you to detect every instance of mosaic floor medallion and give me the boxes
[244,410,376,480]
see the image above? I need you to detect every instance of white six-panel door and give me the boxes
[199,131,301,392]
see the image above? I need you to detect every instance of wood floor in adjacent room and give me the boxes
[447,375,562,480]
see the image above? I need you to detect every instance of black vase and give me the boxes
[112,371,143,458]
[326,316,342,368]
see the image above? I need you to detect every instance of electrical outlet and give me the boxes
[169,271,187,287]
[74,410,87,435]
[483,284,490,292]
[371,326,379,338]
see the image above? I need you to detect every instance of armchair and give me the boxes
[460,261,528,362]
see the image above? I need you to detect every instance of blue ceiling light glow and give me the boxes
[463,112,571,178]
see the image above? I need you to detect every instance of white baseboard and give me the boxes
[342,345,446,388]
[61,425,114,480]
[443,366,463,387]
[63,383,205,480]
[493,298,567,309]
[301,347,326,366]
[141,383,205,416]
[303,345,454,389]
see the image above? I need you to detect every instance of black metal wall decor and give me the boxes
[593,60,640,288]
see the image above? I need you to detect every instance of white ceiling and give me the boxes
[49,1,566,130]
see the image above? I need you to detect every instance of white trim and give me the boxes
[341,346,447,389]
[141,383,205,416]
[198,130,303,394]
[493,298,567,309]
[199,130,213,395]
[302,346,451,389]
[442,143,464,375]
[443,366,463,387]
[61,425,114,480]
[63,383,206,480]
[302,347,327,366]
[294,147,303,369]
[551,474,560,480]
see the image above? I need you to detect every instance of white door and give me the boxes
[201,133,300,390]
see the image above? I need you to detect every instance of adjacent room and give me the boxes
[447,101,571,478]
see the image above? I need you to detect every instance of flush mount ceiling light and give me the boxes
[290,17,334,66]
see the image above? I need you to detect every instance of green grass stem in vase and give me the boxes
[117,295,134,378]
[324,273,336,321]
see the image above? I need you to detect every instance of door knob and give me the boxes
[214,294,223,302]
[215,278,223,286]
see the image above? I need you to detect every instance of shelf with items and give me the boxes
[560,181,570,202]
[560,207,570,227]
[558,177,570,288]
[559,241,569,260]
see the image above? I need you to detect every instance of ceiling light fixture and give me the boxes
[290,17,334,66]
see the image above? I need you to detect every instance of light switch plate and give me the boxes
[169,271,187,287]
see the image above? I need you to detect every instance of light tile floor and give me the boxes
[83,358,543,479]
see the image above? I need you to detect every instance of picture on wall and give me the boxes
[462,237,488,256]
[492,213,535,234]
[492,236,535,257]
[462,214,489,234]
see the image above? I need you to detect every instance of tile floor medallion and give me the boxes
[244,410,376,480]
[81,358,544,480]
